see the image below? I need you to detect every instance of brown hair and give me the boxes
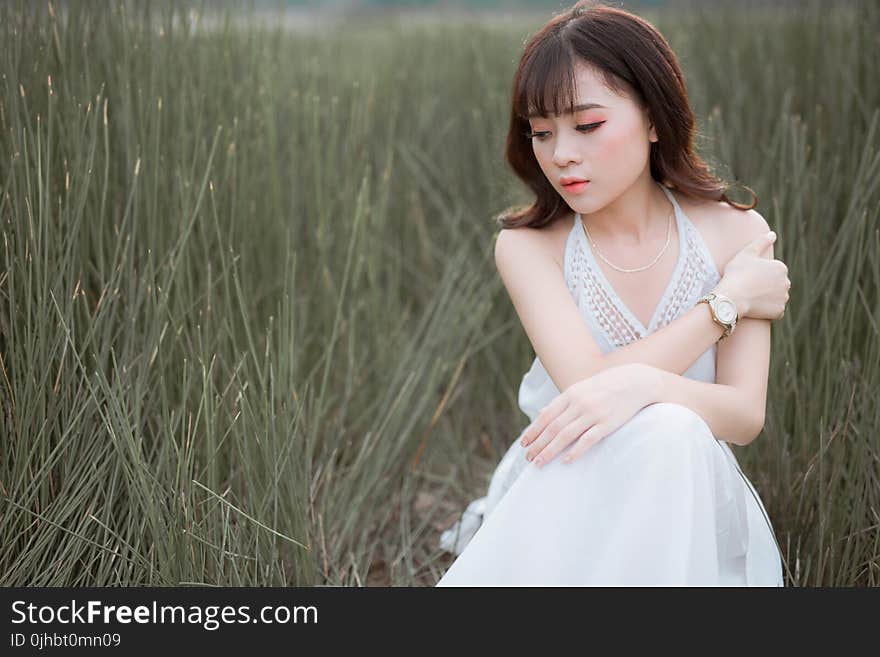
[499,0,757,230]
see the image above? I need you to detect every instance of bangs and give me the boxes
[515,37,579,120]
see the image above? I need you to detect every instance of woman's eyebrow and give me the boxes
[527,102,608,118]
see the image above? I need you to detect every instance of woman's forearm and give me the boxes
[646,367,763,446]
[590,301,725,378]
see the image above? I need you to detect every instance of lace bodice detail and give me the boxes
[566,235,642,347]
[565,184,721,349]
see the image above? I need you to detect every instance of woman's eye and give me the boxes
[577,121,605,132]
[527,122,604,141]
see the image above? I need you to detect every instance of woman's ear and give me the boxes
[645,108,658,143]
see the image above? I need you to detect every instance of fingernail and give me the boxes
[533,457,542,467]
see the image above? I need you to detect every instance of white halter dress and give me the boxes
[437,184,785,586]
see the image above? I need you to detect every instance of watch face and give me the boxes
[717,300,736,323]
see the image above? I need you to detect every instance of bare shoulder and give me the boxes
[494,213,574,272]
[494,225,548,272]
[676,193,772,272]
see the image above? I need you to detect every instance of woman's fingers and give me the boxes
[521,397,567,447]
[520,414,546,448]
[520,413,545,447]
[524,406,579,463]
[562,423,608,463]
[532,415,596,467]
[742,231,775,256]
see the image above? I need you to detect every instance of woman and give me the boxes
[436,1,791,586]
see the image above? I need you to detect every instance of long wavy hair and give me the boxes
[499,0,757,230]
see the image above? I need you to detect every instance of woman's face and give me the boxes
[527,60,657,214]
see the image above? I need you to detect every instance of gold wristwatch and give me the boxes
[698,292,738,341]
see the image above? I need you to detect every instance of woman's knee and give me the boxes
[645,402,707,427]
[630,403,713,449]
[602,402,714,461]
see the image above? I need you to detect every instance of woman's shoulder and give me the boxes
[495,211,576,272]
[677,193,771,272]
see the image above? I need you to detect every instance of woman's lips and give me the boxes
[562,181,590,193]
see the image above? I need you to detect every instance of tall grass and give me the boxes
[0,0,877,586]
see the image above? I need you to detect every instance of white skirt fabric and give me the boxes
[437,402,784,586]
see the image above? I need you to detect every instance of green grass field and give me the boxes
[1,0,877,586]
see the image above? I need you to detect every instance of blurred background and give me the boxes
[1,0,877,587]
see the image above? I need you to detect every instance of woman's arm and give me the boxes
[642,266,775,446]
[518,297,773,463]
[598,301,725,377]
[599,209,774,384]
[606,209,775,446]
[494,208,773,394]
[645,366,767,447]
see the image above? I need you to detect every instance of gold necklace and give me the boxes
[582,208,674,273]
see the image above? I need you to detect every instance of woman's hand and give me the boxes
[520,363,661,467]
[715,231,791,320]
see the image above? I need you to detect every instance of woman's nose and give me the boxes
[552,134,581,168]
